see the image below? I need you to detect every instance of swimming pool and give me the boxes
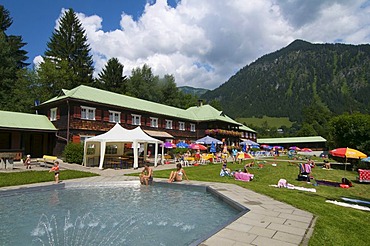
[0,182,245,245]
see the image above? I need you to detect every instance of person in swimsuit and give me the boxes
[24,154,31,169]
[140,163,153,185]
[49,161,60,184]
[168,163,189,183]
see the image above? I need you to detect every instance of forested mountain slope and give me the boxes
[203,39,370,122]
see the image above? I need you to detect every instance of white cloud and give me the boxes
[52,0,370,89]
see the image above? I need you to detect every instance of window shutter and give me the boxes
[72,135,80,143]
[95,109,102,120]
[147,118,151,127]
[47,109,50,118]
[127,115,132,124]
[103,111,109,122]
[74,106,81,118]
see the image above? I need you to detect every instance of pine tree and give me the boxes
[0,5,29,110]
[43,8,94,89]
[97,58,127,93]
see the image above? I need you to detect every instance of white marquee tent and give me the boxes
[83,123,164,169]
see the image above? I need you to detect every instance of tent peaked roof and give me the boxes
[195,135,223,144]
[128,127,163,143]
[85,123,162,143]
[85,123,130,142]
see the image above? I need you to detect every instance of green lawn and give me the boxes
[0,170,98,187]
[149,161,370,246]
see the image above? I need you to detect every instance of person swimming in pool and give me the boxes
[168,163,189,183]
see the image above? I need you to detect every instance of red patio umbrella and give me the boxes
[301,148,312,152]
[189,143,207,151]
[244,153,254,159]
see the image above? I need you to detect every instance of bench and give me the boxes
[37,155,58,167]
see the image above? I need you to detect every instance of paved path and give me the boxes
[1,162,315,246]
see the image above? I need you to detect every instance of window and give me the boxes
[81,106,95,120]
[50,107,57,121]
[150,117,158,128]
[80,135,93,143]
[86,143,95,155]
[105,145,118,154]
[179,122,185,131]
[109,110,121,123]
[165,120,172,129]
[190,123,196,132]
[132,114,141,125]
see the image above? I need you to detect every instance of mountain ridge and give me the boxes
[203,39,370,122]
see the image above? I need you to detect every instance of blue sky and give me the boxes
[3,0,177,65]
[2,0,370,89]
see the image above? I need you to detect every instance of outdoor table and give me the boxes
[118,157,129,169]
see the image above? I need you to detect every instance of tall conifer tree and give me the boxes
[97,58,127,93]
[43,8,94,90]
[0,5,29,111]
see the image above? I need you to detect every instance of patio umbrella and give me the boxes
[329,147,367,159]
[240,140,259,146]
[189,143,207,151]
[242,144,247,152]
[289,146,301,151]
[161,142,176,148]
[195,135,223,145]
[361,157,370,163]
[210,142,216,153]
[260,144,271,149]
[176,142,189,148]
[301,148,312,152]
[244,153,254,159]
[329,147,367,171]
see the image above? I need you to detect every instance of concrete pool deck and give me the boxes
[1,162,315,246]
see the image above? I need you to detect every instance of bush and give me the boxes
[63,142,84,164]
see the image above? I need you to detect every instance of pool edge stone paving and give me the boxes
[0,163,314,246]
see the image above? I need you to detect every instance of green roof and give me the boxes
[41,85,246,127]
[185,104,241,125]
[0,110,57,131]
[239,124,256,133]
[257,136,326,144]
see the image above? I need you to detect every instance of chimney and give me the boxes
[198,99,203,107]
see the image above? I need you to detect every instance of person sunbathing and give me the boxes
[168,163,189,182]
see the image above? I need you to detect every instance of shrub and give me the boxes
[63,142,84,164]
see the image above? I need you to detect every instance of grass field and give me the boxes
[0,170,98,187]
[237,116,294,128]
[149,159,370,246]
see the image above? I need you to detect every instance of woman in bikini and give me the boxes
[168,163,189,182]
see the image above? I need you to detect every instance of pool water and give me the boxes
[0,182,241,245]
